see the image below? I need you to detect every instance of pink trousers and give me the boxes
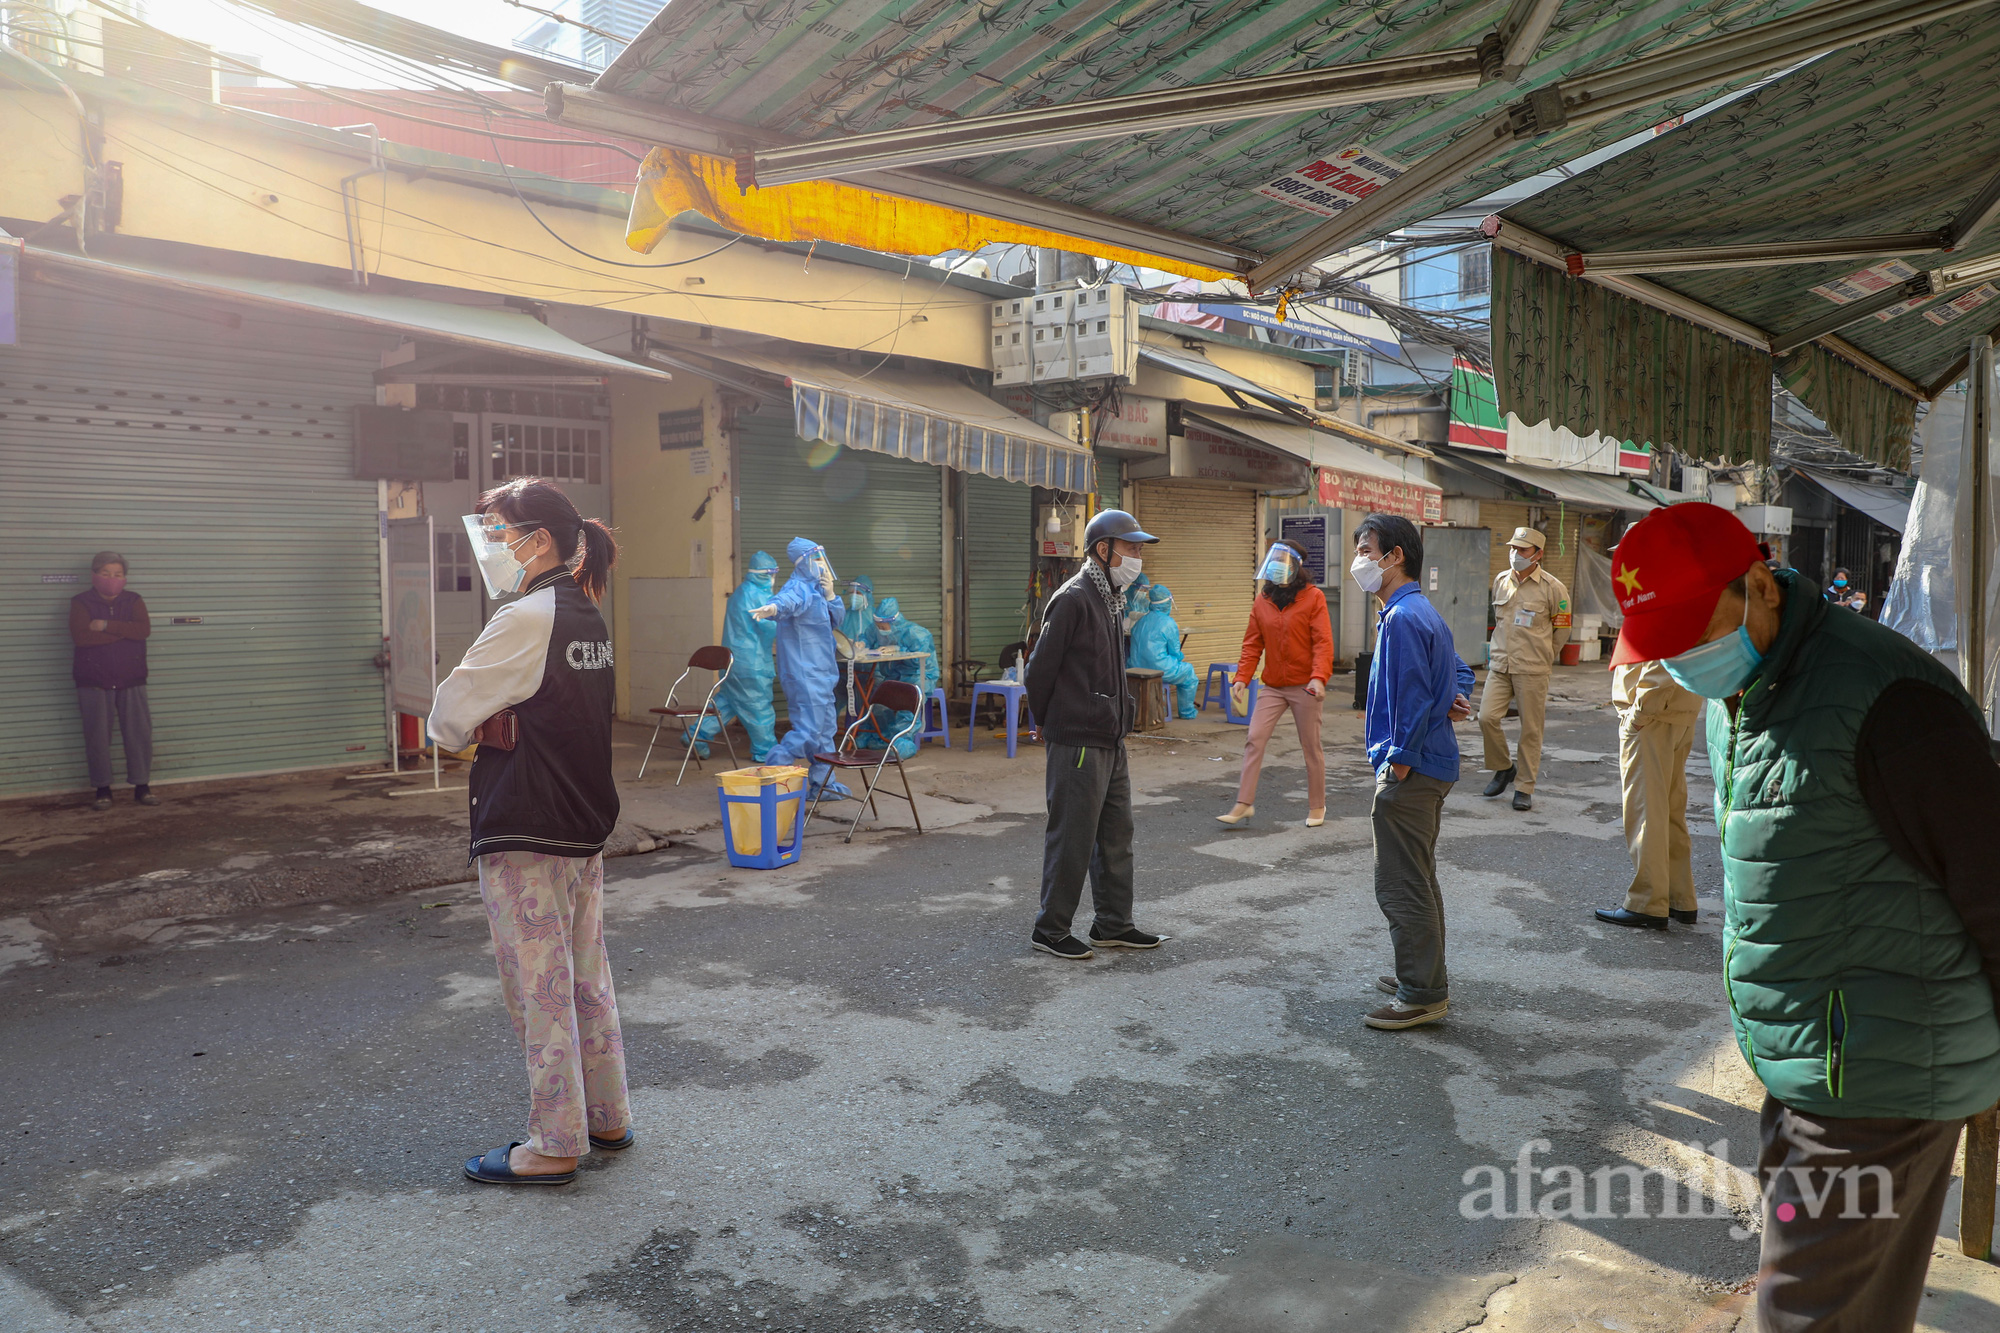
[477,850,630,1157]
[1235,682,1326,807]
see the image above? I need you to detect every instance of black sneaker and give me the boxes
[1032,933,1095,960]
[1088,927,1167,950]
[92,787,113,812]
[1669,908,1699,925]
[1482,767,1515,797]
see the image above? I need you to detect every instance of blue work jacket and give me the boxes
[1365,581,1474,782]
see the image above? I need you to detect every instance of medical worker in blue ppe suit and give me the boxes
[840,575,879,649]
[687,550,780,760]
[1128,583,1199,719]
[753,538,850,798]
[867,597,938,758]
[1123,572,1153,637]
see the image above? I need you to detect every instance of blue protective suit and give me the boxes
[1122,573,1153,635]
[866,596,938,759]
[763,537,850,797]
[687,552,779,760]
[1128,584,1199,719]
[839,575,880,650]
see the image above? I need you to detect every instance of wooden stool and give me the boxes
[1128,667,1166,732]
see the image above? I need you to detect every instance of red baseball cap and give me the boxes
[1609,503,1761,665]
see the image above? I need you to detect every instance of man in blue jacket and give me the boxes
[1353,514,1473,1031]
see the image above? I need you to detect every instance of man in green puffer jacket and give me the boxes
[1612,502,2000,1333]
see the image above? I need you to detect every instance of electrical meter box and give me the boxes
[989,283,1134,386]
[1037,503,1089,558]
[990,295,1030,386]
[1069,284,1133,380]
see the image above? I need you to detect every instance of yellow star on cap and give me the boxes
[1615,565,1643,596]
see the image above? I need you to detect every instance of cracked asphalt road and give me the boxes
[4,687,1995,1332]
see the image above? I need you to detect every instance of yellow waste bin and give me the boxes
[716,765,808,866]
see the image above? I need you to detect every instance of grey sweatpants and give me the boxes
[1034,741,1135,942]
[78,685,152,789]
[1755,1095,1963,1332]
[1372,769,1451,1006]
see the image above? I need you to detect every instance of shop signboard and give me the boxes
[1091,394,1168,457]
[1315,464,1442,522]
[1256,146,1406,220]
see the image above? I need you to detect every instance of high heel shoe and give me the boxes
[1305,810,1325,827]
[1216,804,1254,826]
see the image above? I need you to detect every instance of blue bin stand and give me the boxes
[718,776,807,869]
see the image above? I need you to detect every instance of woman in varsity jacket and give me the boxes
[429,478,630,1187]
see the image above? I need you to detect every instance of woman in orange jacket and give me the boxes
[1220,540,1333,828]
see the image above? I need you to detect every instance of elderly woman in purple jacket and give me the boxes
[68,550,156,811]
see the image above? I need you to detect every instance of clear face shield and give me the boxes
[800,547,835,588]
[464,513,541,599]
[1259,543,1302,585]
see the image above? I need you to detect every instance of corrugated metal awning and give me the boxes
[1793,468,1913,534]
[1200,410,1443,522]
[23,248,672,380]
[1439,447,1658,512]
[704,347,1093,492]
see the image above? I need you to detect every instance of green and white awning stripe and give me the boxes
[1491,247,1773,463]
[1448,356,1506,452]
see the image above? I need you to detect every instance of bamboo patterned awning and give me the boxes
[1494,9,2000,462]
[562,0,1894,288]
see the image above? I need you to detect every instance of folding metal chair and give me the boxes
[805,679,925,844]
[639,645,736,783]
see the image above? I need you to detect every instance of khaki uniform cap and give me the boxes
[1506,527,1546,550]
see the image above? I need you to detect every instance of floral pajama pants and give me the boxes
[476,851,630,1157]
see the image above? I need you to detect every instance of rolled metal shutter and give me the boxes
[1093,448,1122,512]
[733,412,944,632]
[962,473,1031,672]
[0,278,396,797]
[1129,481,1258,678]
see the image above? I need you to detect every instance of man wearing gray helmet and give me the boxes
[1024,510,1171,960]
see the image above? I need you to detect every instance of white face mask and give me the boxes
[1111,555,1143,589]
[1510,550,1537,574]
[1350,551,1389,594]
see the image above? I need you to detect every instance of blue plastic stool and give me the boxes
[968,681,1033,758]
[1200,663,1236,713]
[918,687,952,748]
[1223,678,1260,726]
[717,773,808,869]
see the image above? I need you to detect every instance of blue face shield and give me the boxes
[1662,598,1764,699]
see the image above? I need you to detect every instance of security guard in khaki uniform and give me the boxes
[1478,528,1570,811]
[1595,659,1705,928]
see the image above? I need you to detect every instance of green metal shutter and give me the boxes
[1094,448,1123,512]
[0,280,394,797]
[734,412,944,634]
[962,473,1032,670]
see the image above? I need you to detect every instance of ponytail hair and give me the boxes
[477,477,618,602]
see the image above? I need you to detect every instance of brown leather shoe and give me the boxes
[1364,999,1448,1030]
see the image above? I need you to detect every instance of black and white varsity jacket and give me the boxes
[429,567,619,859]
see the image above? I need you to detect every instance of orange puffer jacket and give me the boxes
[1236,584,1333,689]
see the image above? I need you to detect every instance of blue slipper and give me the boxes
[463,1141,575,1186]
[590,1129,635,1152]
